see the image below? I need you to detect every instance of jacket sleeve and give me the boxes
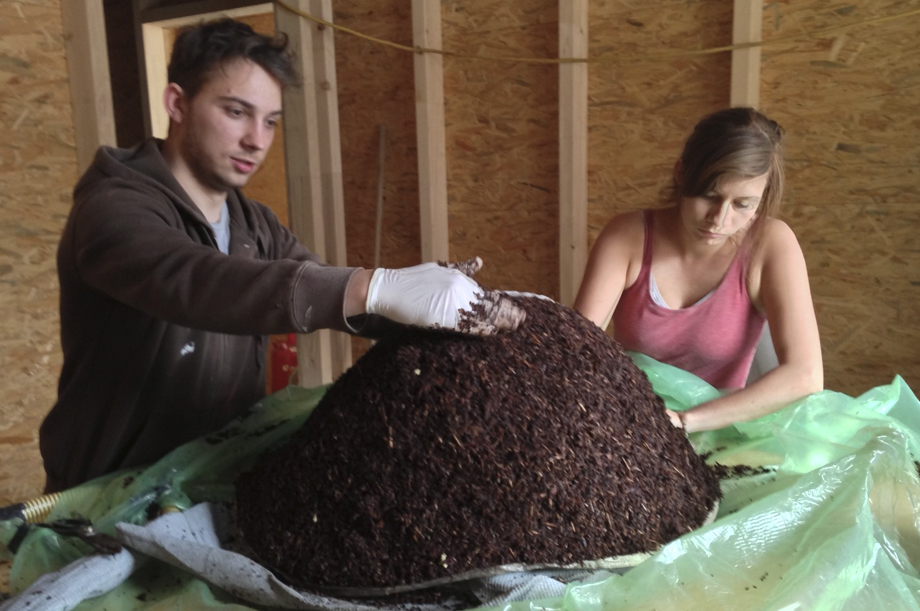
[67,181,360,335]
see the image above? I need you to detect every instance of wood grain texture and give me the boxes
[0,0,76,511]
[559,0,589,306]
[441,0,560,298]
[760,0,920,393]
[586,1,733,245]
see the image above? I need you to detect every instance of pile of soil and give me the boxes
[235,296,720,590]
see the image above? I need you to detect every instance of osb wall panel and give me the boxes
[0,0,75,507]
[333,0,420,359]
[441,1,559,297]
[334,1,419,272]
[760,0,920,394]
[587,1,732,238]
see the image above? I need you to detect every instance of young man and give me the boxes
[40,19,522,493]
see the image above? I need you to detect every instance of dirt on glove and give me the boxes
[235,296,721,590]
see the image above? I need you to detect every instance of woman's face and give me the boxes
[679,173,768,245]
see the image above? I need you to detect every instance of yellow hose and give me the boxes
[20,492,63,524]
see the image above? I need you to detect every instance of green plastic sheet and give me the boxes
[3,356,920,610]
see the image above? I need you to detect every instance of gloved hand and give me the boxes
[365,257,525,336]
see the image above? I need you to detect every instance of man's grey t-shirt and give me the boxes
[210,201,230,254]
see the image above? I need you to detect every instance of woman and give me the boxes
[574,107,823,432]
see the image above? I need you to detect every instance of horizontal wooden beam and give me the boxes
[137,0,271,25]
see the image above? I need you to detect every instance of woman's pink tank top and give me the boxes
[612,210,766,389]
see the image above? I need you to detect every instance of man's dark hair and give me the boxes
[167,18,299,99]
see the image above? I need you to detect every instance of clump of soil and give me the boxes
[236,296,720,590]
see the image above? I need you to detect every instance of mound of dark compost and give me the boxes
[235,296,720,590]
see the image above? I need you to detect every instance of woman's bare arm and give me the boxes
[676,219,823,432]
[574,211,644,327]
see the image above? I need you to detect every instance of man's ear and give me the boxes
[163,83,187,124]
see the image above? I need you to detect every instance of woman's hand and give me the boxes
[665,408,685,429]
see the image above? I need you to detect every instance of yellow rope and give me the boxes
[273,0,920,66]
[273,0,581,64]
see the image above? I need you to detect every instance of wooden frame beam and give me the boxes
[136,0,269,23]
[731,0,762,108]
[290,0,352,377]
[412,0,450,263]
[558,0,589,306]
[275,1,337,386]
[61,0,117,173]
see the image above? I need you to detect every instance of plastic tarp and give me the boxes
[3,355,920,610]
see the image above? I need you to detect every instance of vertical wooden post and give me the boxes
[275,1,334,386]
[304,0,352,377]
[558,0,589,306]
[412,0,450,263]
[61,0,117,173]
[139,21,170,138]
[731,0,762,108]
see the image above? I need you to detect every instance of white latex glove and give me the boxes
[365,257,525,336]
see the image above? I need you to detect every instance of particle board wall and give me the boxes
[0,1,75,507]
[587,0,733,233]
[759,0,920,394]
[333,0,420,359]
[334,1,420,273]
[325,0,920,393]
[441,0,560,297]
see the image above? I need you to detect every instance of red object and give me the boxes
[270,334,298,392]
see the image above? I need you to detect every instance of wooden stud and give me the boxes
[559,0,589,306]
[61,0,117,173]
[139,20,169,138]
[275,1,335,386]
[301,0,353,377]
[412,0,450,263]
[731,0,762,108]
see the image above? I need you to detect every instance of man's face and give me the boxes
[176,58,283,195]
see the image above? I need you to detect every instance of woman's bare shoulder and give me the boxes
[758,217,803,256]
[597,209,647,244]
[749,217,807,293]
